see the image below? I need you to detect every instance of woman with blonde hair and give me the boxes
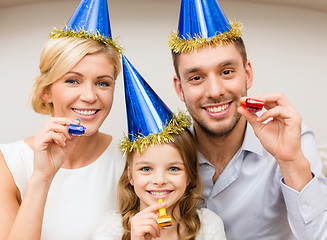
[93,56,225,240]
[0,0,124,239]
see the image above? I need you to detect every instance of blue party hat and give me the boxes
[168,0,242,53]
[49,0,122,54]
[120,55,191,154]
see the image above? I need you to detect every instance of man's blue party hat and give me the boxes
[120,55,190,154]
[49,0,122,53]
[168,0,242,53]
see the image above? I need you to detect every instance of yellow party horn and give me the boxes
[157,198,172,227]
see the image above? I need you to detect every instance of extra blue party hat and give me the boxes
[168,0,242,53]
[120,55,191,154]
[49,0,122,53]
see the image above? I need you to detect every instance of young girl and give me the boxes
[92,56,226,240]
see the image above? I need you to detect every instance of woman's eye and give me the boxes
[65,79,79,85]
[96,81,110,87]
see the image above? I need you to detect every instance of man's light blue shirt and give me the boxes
[196,122,327,240]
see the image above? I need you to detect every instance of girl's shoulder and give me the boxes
[92,210,123,240]
[196,208,226,240]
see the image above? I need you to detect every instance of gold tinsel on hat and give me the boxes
[49,27,123,55]
[168,21,242,53]
[119,112,191,155]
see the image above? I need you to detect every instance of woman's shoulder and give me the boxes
[0,139,33,158]
[100,135,125,165]
[196,208,226,240]
[92,210,123,240]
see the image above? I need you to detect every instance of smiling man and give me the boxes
[169,0,327,239]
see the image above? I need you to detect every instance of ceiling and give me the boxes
[0,0,327,12]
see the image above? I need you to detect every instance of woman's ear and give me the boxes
[128,166,134,186]
[41,88,52,103]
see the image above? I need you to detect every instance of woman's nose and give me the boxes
[80,83,98,103]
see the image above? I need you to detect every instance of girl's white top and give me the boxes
[92,208,226,240]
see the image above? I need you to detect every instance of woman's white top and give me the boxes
[0,138,125,240]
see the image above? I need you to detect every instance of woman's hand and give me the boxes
[131,202,166,240]
[32,118,79,182]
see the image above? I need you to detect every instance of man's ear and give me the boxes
[173,75,185,102]
[128,166,134,186]
[245,60,254,90]
[41,88,52,103]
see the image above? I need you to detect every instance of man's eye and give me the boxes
[190,76,201,81]
[222,70,232,75]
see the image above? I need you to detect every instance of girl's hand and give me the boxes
[32,118,79,182]
[131,202,166,240]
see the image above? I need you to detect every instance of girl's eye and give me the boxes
[96,81,110,87]
[141,167,151,172]
[64,79,79,85]
[169,167,180,172]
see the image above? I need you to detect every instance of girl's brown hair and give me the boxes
[118,129,203,240]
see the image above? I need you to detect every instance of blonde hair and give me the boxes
[118,129,203,240]
[30,37,121,115]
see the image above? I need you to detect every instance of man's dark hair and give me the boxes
[172,37,247,79]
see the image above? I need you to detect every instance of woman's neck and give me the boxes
[25,132,112,169]
[63,132,112,169]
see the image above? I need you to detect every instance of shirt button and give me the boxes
[206,166,211,170]
[302,204,309,211]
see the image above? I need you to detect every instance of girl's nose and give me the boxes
[153,171,167,186]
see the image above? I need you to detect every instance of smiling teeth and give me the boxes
[149,191,170,196]
[74,109,97,116]
[206,103,229,113]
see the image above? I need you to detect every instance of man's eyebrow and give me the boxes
[183,67,201,76]
[218,59,238,67]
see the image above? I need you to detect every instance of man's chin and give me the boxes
[195,114,241,138]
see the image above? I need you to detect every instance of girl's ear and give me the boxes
[128,166,134,186]
[41,88,52,103]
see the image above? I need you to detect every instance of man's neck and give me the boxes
[194,117,247,180]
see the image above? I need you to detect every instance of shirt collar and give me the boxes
[190,121,264,162]
[241,122,264,157]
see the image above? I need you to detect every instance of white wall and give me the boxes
[0,0,326,148]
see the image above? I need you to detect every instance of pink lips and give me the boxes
[147,190,172,199]
[73,108,100,120]
[204,102,231,118]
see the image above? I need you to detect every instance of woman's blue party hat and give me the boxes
[120,55,190,154]
[49,0,122,53]
[168,0,242,53]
